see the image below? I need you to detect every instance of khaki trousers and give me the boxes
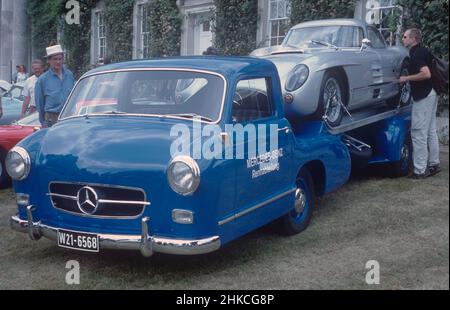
[411,89,440,174]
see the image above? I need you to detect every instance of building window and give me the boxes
[365,0,400,45]
[269,0,290,46]
[96,11,106,61]
[139,4,151,58]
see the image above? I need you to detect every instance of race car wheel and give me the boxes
[320,71,346,127]
[0,149,11,189]
[387,62,411,109]
[277,169,315,235]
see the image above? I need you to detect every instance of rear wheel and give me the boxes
[320,71,346,127]
[277,169,315,235]
[387,62,411,109]
[389,137,413,177]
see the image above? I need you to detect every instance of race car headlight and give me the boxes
[285,64,309,92]
[167,156,200,196]
[6,146,31,181]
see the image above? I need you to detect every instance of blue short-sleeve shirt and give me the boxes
[35,67,75,124]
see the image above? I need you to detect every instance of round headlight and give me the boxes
[167,156,200,196]
[285,64,309,92]
[6,146,31,181]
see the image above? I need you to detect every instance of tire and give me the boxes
[389,136,413,178]
[277,169,315,235]
[0,149,11,189]
[386,62,412,109]
[319,71,346,127]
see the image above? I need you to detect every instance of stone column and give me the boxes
[0,0,14,82]
[13,0,28,71]
[0,0,28,82]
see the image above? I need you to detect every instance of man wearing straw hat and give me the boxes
[35,44,75,127]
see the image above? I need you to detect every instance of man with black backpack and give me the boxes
[397,28,441,179]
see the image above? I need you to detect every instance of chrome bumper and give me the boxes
[10,206,221,257]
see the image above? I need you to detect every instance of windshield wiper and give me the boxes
[274,44,304,53]
[162,113,213,122]
[83,110,127,119]
[101,110,127,114]
[310,40,339,50]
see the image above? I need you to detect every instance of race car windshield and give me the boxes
[283,25,364,48]
[60,70,225,123]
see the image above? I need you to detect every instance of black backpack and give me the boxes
[430,54,449,95]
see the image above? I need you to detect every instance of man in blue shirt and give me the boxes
[35,44,75,127]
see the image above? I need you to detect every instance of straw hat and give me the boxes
[45,44,64,58]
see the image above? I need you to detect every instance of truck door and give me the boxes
[230,77,293,219]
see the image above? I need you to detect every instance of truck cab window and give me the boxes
[232,78,274,123]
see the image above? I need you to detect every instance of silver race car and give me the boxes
[251,19,411,126]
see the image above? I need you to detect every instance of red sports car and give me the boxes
[0,113,40,188]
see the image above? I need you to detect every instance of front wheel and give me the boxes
[277,169,315,235]
[319,71,346,127]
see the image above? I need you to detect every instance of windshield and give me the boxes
[60,70,225,122]
[283,25,363,48]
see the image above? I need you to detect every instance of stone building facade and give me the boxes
[0,0,28,82]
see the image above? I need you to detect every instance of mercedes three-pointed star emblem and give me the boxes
[76,186,99,215]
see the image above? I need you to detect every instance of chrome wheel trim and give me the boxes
[400,143,410,170]
[399,68,411,104]
[401,144,409,160]
[294,188,306,214]
[324,77,342,123]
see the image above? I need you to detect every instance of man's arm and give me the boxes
[21,96,31,118]
[0,97,3,118]
[35,79,45,125]
[399,66,432,83]
[21,79,31,118]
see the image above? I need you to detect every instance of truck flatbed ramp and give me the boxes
[325,104,412,134]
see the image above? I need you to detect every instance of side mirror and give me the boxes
[360,38,371,52]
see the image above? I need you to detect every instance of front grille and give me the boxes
[48,182,150,218]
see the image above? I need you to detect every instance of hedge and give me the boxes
[147,0,182,57]
[212,0,258,55]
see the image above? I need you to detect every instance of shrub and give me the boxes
[212,0,258,55]
[147,0,182,57]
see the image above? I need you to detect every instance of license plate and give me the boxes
[57,229,99,252]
